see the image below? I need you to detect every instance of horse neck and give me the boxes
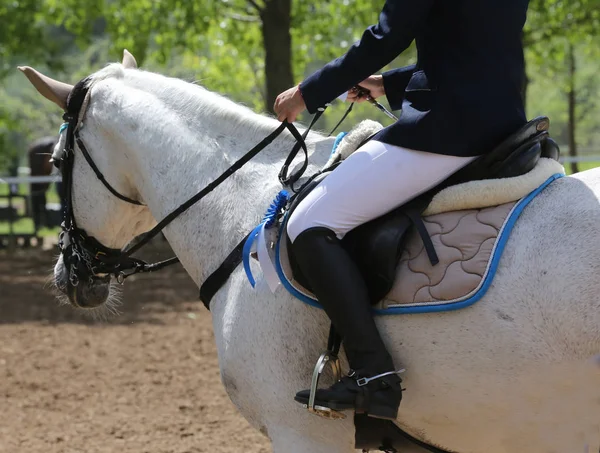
[103,73,329,286]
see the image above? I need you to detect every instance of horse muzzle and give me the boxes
[66,274,111,308]
[55,253,111,308]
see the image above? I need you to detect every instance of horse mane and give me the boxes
[85,63,309,146]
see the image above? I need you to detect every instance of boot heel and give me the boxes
[366,404,399,421]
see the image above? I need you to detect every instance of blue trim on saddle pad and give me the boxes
[274,220,326,310]
[243,190,289,287]
[276,173,564,315]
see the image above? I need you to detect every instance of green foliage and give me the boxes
[1,0,600,175]
[527,43,600,148]
[0,0,44,72]
[525,0,600,65]
[22,0,390,110]
[0,1,74,76]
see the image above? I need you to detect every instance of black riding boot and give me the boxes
[291,227,403,420]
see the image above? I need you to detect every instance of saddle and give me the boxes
[286,116,560,303]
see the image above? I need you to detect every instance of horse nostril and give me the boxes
[76,277,110,308]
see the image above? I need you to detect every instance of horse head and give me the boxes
[20,50,157,311]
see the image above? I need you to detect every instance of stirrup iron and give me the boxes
[305,326,346,420]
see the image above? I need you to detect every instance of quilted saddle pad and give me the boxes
[273,159,565,315]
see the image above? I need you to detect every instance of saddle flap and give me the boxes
[343,196,433,304]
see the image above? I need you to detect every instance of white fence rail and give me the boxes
[0,155,599,185]
[0,176,61,184]
[559,155,600,163]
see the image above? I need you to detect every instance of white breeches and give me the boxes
[287,140,477,243]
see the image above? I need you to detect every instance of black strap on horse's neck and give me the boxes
[199,233,250,309]
[327,102,354,137]
[278,100,354,192]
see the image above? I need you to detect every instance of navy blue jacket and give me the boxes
[299,0,530,157]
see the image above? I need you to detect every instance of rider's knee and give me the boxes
[286,211,305,244]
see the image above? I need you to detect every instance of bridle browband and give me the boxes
[56,76,312,296]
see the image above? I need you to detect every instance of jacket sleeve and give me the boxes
[299,0,434,114]
[382,64,417,111]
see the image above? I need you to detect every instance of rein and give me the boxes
[56,77,346,297]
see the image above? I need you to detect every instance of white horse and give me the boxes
[20,52,600,453]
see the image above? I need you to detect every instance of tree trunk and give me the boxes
[567,43,579,174]
[260,0,294,114]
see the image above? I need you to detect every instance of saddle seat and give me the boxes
[286,116,563,305]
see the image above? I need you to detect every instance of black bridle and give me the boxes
[56,77,312,294]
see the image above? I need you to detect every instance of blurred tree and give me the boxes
[0,0,75,76]
[0,38,115,174]
[525,0,600,171]
[37,0,383,113]
[525,0,600,49]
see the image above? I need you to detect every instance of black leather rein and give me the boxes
[57,77,311,299]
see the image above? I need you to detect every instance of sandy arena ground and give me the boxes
[0,242,271,453]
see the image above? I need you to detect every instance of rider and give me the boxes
[274,0,530,419]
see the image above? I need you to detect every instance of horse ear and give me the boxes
[18,66,73,110]
[122,49,138,69]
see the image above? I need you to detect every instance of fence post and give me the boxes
[7,186,15,251]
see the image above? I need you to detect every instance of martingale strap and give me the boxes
[199,233,250,309]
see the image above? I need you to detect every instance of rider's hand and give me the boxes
[346,75,385,103]
[274,85,307,123]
